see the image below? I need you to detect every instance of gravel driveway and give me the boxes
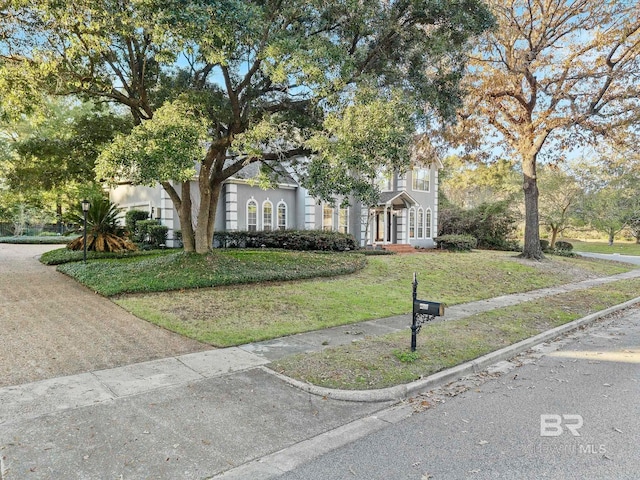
[0,243,209,388]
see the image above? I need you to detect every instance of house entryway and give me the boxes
[375,211,396,243]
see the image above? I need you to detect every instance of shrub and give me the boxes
[125,210,150,242]
[67,197,136,252]
[134,219,169,248]
[213,230,358,252]
[438,200,518,251]
[554,240,573,251]
[136,220,158,243]
[435,234,478,251]
[147,224,168,247]
[540,239,550,252]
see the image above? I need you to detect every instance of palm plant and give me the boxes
[67,197,136,252]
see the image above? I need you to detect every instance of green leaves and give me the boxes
[97,100,205,185]
[304,88,415,204]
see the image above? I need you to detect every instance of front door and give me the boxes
[375,211,396,243]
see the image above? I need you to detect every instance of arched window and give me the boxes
[247,199,257,231]
[408,208,416,239]
[263,200,273,231]
[417,208,424,238]
[425,209,432,238]
[277,201,287,230]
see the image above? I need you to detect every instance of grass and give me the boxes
[271,278,640,390]
[568,239,640,255]
[57,249,367,296]
[113,250,634,346]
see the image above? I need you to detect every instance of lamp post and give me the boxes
[81,199,90,263]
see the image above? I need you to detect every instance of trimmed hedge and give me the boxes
[213,230,358,252]
[125,210,150,242]
[147,224,168,247]
[135,220,168,248]
[435,234,478,251]
[0,235,76,244]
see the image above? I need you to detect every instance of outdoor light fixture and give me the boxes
[81,199,90,263]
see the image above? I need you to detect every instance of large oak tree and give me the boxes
[452,0,640,259]
[1,0,493,252]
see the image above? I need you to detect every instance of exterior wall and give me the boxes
[108,160,439,249]
[233,182,297,231]
[110,184,162,218]
[406,165,438,248]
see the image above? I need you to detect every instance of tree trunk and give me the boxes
[208,179,222,244]
[608,230,614,246]
[550,226,558,249]
[56,200,63,235]
[521,154,544,260]
[178,181,196,252]
[194,164,213,254]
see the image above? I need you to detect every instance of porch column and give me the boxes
[383,205,388,244]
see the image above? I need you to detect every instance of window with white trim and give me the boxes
[263,200,273,231]
[425,209,432,238]
[338,207,348,234]
[322,204,334,231]
[417,208,424,238]
[409,208,416,239]
[277,201,287,230]
[412,167,430,192]
[376,169,393,191]
[247,200,257,231]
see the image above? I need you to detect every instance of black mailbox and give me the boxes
[411,273,445,351]
[413,300,445,317]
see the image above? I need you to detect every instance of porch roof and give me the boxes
[377,191,419,208]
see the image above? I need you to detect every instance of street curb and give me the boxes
[262,296,640,403]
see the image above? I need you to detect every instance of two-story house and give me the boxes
[109,159,440,249]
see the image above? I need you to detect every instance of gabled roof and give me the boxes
[377,191,419,207]
[226,159,298,185]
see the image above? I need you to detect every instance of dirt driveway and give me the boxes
[0,243,209,388]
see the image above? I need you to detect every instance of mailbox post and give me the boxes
[411,272,444,351]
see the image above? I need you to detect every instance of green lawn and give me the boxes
[568,239,640,255]
[272,277,640,390]
[113,250,634,346]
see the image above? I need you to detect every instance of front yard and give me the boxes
[99,249,633,346]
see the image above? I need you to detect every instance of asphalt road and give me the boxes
[577,251,640,266]
[277,307,640,480]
